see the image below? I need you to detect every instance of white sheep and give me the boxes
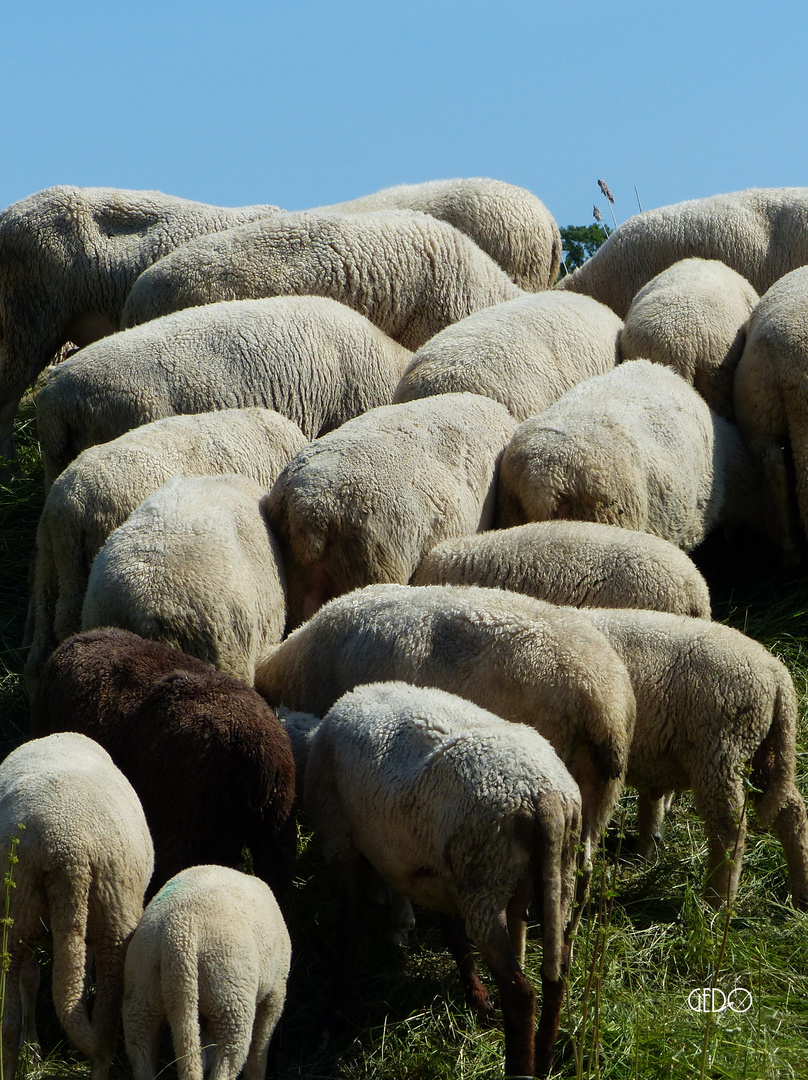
[557,187,808,318]
[619,258,759,419]
[497,359,763,550]
[0,185,278,459]
[577,607,808,908]
[264,393,517,627]
[392,290,622,421]
[123,865,291,1080]
[412,520,712,617]
[733,265,808,559]
[82,474,285,684]
[255,582,636,899]
[0,732,154,1080]
[303,681,581,1078]
[319,176,562,290]
[119,209,523,348]
[25,407,306,686]
[35,295,411,484]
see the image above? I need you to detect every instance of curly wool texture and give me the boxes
[620,258,759,419]
[0,185,278,457]
[497,359,762,549]
[305,681,579,1075]
[255,582,636,860]
[307,681,579,942]
[35,295,411,482]
[265,393,517,627]
[26,408,306,686]
[31,628,297,898]
[557,187,808,319]
[733,265,808,558]
[0,732,154,1080]
[578,608,808,909]
[320,176,562,290]
[124,865,291,1080]
[120,209,524,349]
[393,291,622,421]
[412,520,711,617]
[82,474,285,684]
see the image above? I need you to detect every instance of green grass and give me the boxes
[2,406,808,1078]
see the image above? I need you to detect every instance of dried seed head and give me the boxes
[593,205,603,222]
[597,179,615,203]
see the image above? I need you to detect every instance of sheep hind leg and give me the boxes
[87,937,130,1080]
[532,821,571,1078]
[19,948,41,1056]
[207,1009,254,1080]
[692,775,747,908]
[124,1010,163,1080]
[760,439,802,562]
[473,918,535,1078]
[766,784,808,909]
[324,851,368,1035]
[1,947,25,1080]
[636,791,672,859]
[439,914,495,1023]
[505,875,532,966]
[243,989,286,1080]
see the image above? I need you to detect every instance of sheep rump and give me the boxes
[305,681,581,1077]
[0,732,153,1080]
[733,265,808,558]
[120,209,523,350]
[255,582,636,880]
[25,407,306,686]
[82,474,285,683]
[619,257,759,419]
[580,607,808,908]
[124,864,291,1080]
[35,295,410,483]
[497,359,762,550]
[393,290,622,421]
[31,627,297,898]
[321,176,562,290]
[412,520,712,617]
[265,393,517,627]
[557,187,808,318]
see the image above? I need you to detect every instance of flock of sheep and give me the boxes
[2,177,808,1079]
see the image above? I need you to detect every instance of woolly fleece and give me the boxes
[393,290,622,421]
[120,209,523,349]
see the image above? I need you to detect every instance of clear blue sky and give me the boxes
[4,1,807,232]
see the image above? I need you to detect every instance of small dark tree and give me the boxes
[558,223,611,276]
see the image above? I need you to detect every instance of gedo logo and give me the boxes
[687,988,753,1013]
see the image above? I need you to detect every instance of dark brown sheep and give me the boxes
[31,627,296,899]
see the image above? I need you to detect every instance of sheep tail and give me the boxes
[531,792,580,1076]
[162,932,204,1080]
[534,793,580,980]
[584,677,635,784]
[750,671,799,826]
[47,868,96,1060]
